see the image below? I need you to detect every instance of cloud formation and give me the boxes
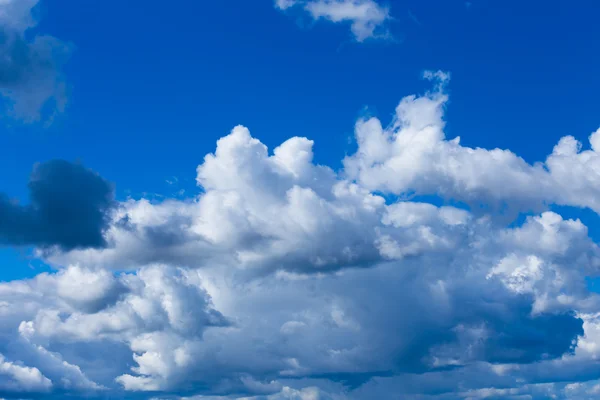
[344,71,600,216]
[0,160,115,250]
[1,74,600,399]
[275,0,391,42]
[0,0,71,122]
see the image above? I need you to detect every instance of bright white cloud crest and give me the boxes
[2,72,600,399]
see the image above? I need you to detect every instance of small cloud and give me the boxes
[275,0,299,10]
[0,0,72,124]
[276,0,392,42]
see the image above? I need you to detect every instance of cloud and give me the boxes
[0,160,115,251]
[344,71,600,217]
[0,0,71,122]
[45,130,385,273]
[0,353,51,394]
[275,0,391,42]
[2,74,600,399]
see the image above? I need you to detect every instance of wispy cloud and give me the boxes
[0,0,71,123]
[276,0,391,42]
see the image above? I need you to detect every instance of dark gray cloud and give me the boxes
[0,160,115,250]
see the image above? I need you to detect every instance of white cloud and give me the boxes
[0,353,52,393]
[2,72,600,399]
[275,0,391,42]
[275,0,299,10]
[344,71,600,216]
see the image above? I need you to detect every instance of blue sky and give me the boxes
[2,0,600,399]
[2,0,600,281]
[3,0,599,192]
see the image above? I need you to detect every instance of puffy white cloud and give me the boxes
[0,353,51,393]
[0,0,70,122]
[5,208,599,397]
[2,73,600,399]
[344,71,600,216]
[275,0,390,42]
[45,126,385,274]
[0,264,228,395]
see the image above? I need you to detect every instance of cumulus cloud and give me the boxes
[0,160,115,250]
[0,353,51,394]
[2,73,600,399]
[0,0,71,122]
[275,0,391,42]
[0,264,228,396]
[45,130,384,273]
[344,71,600,216]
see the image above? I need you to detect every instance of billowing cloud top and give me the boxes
[2,73,600,399]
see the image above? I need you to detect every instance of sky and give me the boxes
[1,0,600,399]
